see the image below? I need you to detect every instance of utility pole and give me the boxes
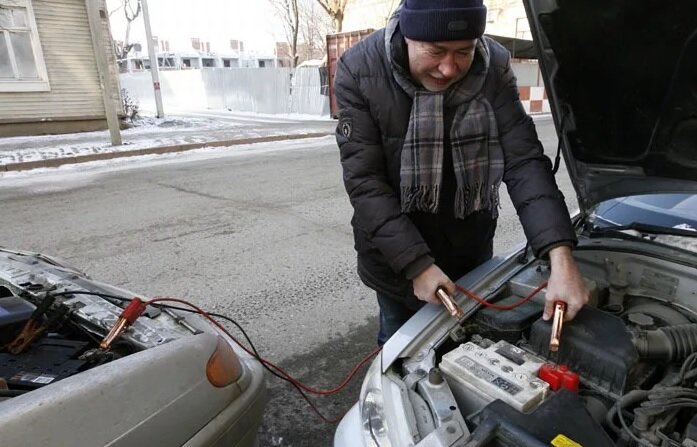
[141,0,164,118]
[86,0,122,146]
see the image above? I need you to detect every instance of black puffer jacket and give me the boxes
[335,30,576,302]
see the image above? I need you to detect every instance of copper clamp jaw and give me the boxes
[436,287,465,319]
[549,301,566,352]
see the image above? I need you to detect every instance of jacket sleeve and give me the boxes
[492,56,577,257]
[334,56,434,276]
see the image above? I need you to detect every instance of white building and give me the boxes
[342,0,530,38]
[118,50,280,72]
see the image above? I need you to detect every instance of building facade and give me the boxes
[118,39,280,72]
[0,0,122,137]
[342,0,530,38]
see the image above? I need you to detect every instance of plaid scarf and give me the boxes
[386,14,504,219]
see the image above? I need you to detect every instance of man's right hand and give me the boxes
[412,264,456,305]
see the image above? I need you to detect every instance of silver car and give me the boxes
[335,0,697,445]
[0,248,266,447]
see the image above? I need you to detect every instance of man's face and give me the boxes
[404,38,477,92]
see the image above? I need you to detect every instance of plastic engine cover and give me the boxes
[467,296,544,343]
[529,306,639,394]
[467,390,614,446]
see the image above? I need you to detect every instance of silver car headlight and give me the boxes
[360,355,393,447]
[359,354,419,447]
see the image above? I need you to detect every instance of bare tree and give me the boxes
[315,0,349,33]
[269,0,300,67]
[379,0,400,27]
[108,3,123,17]
[299,0,332,62]
[113,0,142,61]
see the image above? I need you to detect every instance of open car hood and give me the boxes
[523,0,697,212]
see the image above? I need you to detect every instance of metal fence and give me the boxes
[289,67,331,116]
[119,67,330,116]
[119,62,539,116]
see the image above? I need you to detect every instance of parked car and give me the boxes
[0,247,266,447]
[591,194,697,232]
[334,0,697,446]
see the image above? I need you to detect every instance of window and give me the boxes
[0,0,49,92]
[486,8,501,24]
[515,17,532,40]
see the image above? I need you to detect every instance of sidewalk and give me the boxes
[0,110,552,173]
[0,111,336,172]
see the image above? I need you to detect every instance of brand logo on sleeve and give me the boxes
[340,119,352,139]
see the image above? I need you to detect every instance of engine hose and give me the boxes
[633,324,697,361]
[605,390,650,435]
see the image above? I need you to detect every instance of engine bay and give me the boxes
[395,249,697,446]
[0,251,197,400]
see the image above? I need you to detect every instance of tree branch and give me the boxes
[315,0,332,16]
[124,0,141,23]
[109,4,123,17]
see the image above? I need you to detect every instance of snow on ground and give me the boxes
[170,109,331,123]
[0,136,336,192]
[0,115,243,146]
[0,111,334,166]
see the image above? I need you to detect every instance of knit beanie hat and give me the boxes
[399,0,487,42]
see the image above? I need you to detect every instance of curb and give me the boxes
[0,132,334,173]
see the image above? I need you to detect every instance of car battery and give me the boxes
[0,296,35,327]
[440,340,549,416]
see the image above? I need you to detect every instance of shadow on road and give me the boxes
[259,316,379,446]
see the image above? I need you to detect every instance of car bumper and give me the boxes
[334,402,364,447]
[184,351,267,447]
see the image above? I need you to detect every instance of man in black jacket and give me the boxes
[335,0,589,345]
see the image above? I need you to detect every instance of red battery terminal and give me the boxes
[538,364,580,392]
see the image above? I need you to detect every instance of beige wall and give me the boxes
[342,0,530,38]
[0,0,120,132]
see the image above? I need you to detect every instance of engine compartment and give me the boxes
[396,248,697,446]
[0,251,198,401]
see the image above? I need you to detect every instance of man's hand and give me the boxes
[543,246,589,321]
[412,264,456,305]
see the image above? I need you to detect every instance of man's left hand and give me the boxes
[543,246,589,321]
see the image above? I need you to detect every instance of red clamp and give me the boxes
[99,298,147,350]
[538,364,579,392]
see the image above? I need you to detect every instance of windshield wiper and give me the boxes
[588,222,697,239]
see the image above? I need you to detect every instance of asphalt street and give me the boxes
[0,116,576,446]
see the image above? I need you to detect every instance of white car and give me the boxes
[0,248,266,447]
[335,0,697,445]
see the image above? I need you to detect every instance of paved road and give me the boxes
[0,117,575,446]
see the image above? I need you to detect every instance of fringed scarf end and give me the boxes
[401,185,440,214]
